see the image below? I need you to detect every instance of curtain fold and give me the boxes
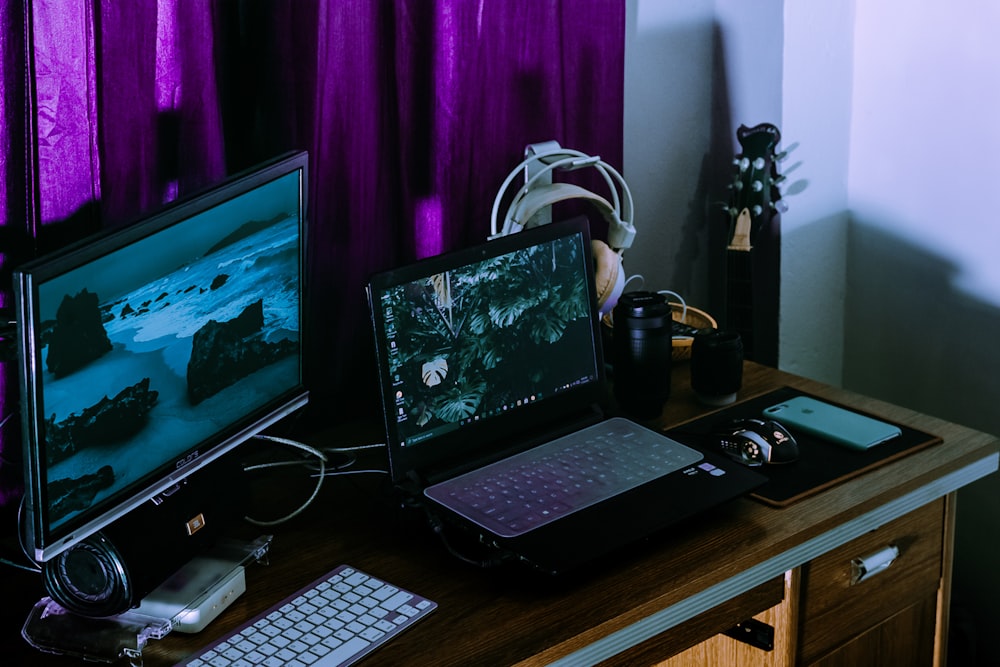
[0,0,32,511]
[299,0,626,418]
[0,0,625,510]
[96,0,225,224]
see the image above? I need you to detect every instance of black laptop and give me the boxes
[366,218,765,573]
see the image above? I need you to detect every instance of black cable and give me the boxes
[419,505,510,569]
[10,496,41,574]
[242,436,392,525]
[243,434,327,527]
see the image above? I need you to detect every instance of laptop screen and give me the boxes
[367,218,607,485]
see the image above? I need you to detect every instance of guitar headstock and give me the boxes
[726,123,785,251]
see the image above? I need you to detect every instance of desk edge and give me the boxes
[543,452,999,667]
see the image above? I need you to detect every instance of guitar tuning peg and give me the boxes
[752,157,766,170]
[738,157,750,171]
[751,180,764,192]
[774,151,788,161]
[773,174,787,185]
[751,204,763,217]
[775,200,789,213]
[733,181,745,191]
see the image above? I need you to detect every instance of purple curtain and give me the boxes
[291,1,625,418]
[0,0,625,510]
[0,0,29,513]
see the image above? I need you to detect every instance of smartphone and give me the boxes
[762,396,902,451]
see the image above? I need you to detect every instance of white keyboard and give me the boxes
[178,564,436,667]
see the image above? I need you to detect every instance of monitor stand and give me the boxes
[21,535,272,666]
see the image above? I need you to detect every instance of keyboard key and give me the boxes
[317,636,372,666]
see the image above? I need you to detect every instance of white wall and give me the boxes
[779,2,855,386]
[849,2,1000,310]
[844,2,1000,663]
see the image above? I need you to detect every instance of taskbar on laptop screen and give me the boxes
[396,371,599,448]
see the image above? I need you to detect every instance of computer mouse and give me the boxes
[714,418,798,467]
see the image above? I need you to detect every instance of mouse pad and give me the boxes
[666,387,942,508]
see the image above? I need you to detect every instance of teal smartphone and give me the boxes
[762,396,902,451]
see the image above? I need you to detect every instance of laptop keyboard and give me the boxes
[178,564,436,667]
[425,417,704,537]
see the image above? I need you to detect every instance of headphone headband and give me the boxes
[489,145,636,251]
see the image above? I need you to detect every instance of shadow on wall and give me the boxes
[623,16,737,314]
[779,210,848,387]
[844,219,1000,667]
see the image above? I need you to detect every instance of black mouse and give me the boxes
[714,418,798,466]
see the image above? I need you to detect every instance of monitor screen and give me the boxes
[14,151,309,563]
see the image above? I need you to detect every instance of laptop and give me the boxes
[366,218,765,574]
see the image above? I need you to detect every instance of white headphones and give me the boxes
[489,141,637,316]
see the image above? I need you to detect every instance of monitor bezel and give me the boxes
[14,151,310,563]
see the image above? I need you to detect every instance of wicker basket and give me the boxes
[667,302,718,362]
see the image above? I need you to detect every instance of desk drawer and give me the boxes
[798,499,944,663]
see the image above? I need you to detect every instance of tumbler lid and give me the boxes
[693,328,743,349]
[614,290,670,318]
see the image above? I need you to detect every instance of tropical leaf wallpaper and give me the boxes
[382,236,592,437]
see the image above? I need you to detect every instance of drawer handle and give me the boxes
[850,544,900,585]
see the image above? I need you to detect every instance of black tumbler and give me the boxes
[691,329,743,405]
[612,291,673,418]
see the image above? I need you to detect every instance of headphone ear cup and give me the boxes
[591,239,624,317]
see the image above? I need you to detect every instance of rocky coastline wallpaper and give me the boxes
[31,173,302,535]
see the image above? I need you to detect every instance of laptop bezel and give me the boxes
[366,218,608,487]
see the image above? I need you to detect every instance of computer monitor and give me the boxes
[13,151,309,615]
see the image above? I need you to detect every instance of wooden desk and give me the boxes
[3,362,997,666]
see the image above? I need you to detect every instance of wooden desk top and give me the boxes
[3,362,997,666]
